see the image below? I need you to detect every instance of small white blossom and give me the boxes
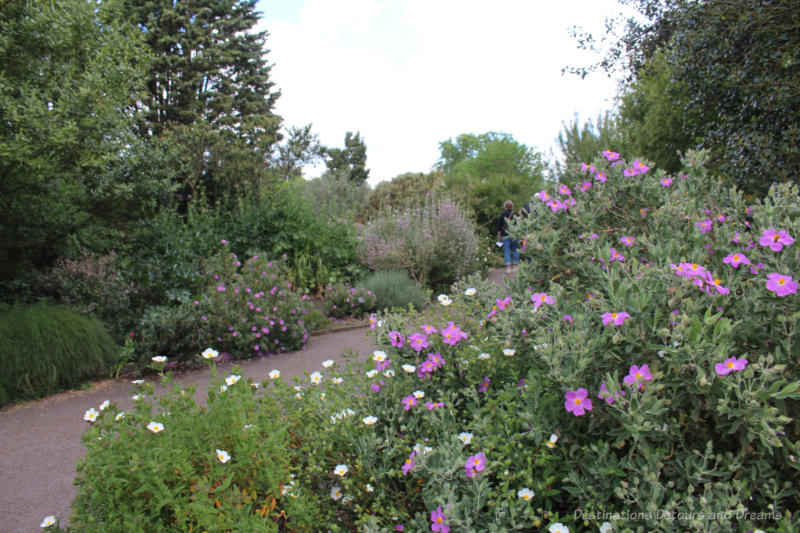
[503,348,516,356]
[599,522,613,533]
[310,371,323,385]
[372,350,387,362]
[333,464,349,476]
[225,374,241,386]
[99,400,110,411]
[330,486,342,500]
[132,394,144,401]
[437,294,453,306]
[365,369,378,378]
[219,385,228,393]
[464,288,477,296]
[146,421,164,433]
[384,369,395,377]
[458,432,473,445]
[549,523,569,533]
[546,433,558,448]
[268,369,280,379]
[201,348,219,359]
[518,487,535,501]
[322,359,335,368]
[363,415,378,425]
[216,449,231,463]
[365,483,374,492]
[151,355,167,363]
[40,516,56,528]
[478,352,490,360]
[115,412,125,421]
[412,390,425,399]
[332,377,344,384]
[402,364,416,373]
[131,379,145,385]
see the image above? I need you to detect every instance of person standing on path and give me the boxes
[495,200,519,273]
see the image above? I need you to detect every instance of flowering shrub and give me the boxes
[323,283,378,318]
[196,252,309,358]
[359,196,482,291]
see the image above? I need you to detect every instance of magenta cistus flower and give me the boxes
[441,322,467,346]
[609,247,625,262]
[537,190,551,202]
[619,236,635,247]
[765,273,798,297]
[759,228,795,251]
[408,332,429,352]
[623,364,653,390]
[531,292,554,308]
[595,171,607,182]
[402,395,417,411]
[602,150,620,161]
[695,220,713,234]
[389,330,405,348]
[465,452,487,478]
[715,356,748,376]
[565,388,593,416]
[580,181,592,193]
[558,184,572,196]
[722,253,751,268]
[601,312,631,326]
[660,177,673,187]
[431,506,449,533]
[420,324,438,334]
[563,314,573,323]
[402,452,416,475]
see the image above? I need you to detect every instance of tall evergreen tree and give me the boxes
[325,131,370,185]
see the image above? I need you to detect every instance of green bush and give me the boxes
[134,298,205,365]
[358,270,428,313]
[0,303,118,406]
[196,252,309,358]
[323,283,378,318]
[69,367,297,532]
[359,196,482,291]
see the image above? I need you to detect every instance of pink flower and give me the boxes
[402,452,416,475]
[601,312,631,326]
[440,322,467,346]
[424,401,444,410]
[580,181,592,193]
[695,220,713,234]
[715,357,748,376]
[563,314,573,323]
[548,199,565,212]
[660,177,673,187]
[465,452,487,478]
[428,352,445,369]
[623,364,652,390]
[609,247,625,262]
[408,332,429,352]
[760,228,794,251]
[558,184,572,196]
[722,253,750,268]
[619,236,635,247]
[531,292,554,308]
[402,395,417,411]
[602,150,620,161]
[537,190,551,202]
[389,331,404,348]
[478,376,490,393]
[765,273,798,297]
[595,171,607,182]
[431,506,449,533]
[420,324,438,334]
[565,388,593,416]
[681,263,706,277]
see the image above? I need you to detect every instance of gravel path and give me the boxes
[0,268,513,533]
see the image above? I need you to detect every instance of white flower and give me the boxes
[546,433,558,448]
[412,390,425,399]
[322,359,335,368]
[146,421,164,433]
[225,374,241,386]
[377,320,383,327]
[503,348,516,356]
[599,522,613,533]
[251,383,260,389]
[40,515,56,528]
[402,364,416,373]
[384,369,395,377]
[132,394,144,401]
[342,494,353,504]
[363,416,378,425]
[365,483,374,492]
[219,385,228,393]
[438,294,452,306]
[330,486,342,500]
[458,432,473,445]
[478,352,491,360]
[295,392,303,399]
[294,385,303,391]
[216,449,231,463]
[372,350,387,362]
[151,355,167,363]
[201,347,219,359]
[268,369,280,379]
[465,288,477,296]
[131,379,145,385]
[310,371,323,385]
[99,400,110,411]
[365,369,378,378]
[115,412,125,421]
[332,377,344,384]
[517,487,535,501]
[549,523,569,533]
[333,464,349,476]
[83,408,98,422]
[244,424,254,429]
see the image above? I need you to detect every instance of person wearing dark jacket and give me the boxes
[496,200,519,272]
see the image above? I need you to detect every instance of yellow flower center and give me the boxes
[714,279,722,286]
[635,372,642,378]
[540,295,547,301]
[575,398,582,405]
[691,264,699,270]
[405,459,412,465]
[727,361,734,368]
[773,234,781,242]
[611,313,617,318]
[778,278,786,285]
[733,255,740,261]
[436,518,443,524]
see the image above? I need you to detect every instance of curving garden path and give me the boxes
[0,268,511,533]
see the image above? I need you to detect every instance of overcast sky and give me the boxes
[255,0,632,185]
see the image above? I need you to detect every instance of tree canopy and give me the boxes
[325,131,370,185]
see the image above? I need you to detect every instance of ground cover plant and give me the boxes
[64,150,798,532]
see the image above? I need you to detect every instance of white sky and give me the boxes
[255,0,631,185]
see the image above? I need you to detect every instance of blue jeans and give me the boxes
[502,236,519,266]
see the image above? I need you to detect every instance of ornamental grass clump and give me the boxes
[196,251,309,358]
[358,270,428,312]
[359,196,482,291]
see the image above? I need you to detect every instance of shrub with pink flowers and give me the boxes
[323,283,378,319]
[195,252,310,358]
[359,196,483,291]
